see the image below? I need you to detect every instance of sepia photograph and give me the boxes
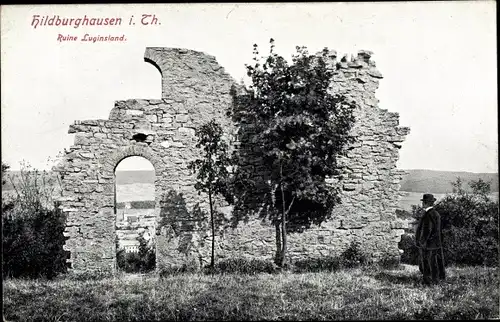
[1,2,498,320]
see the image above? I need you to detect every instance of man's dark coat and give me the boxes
[416,208,443,250]
[415,207,446,284]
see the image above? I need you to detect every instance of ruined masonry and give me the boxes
[55,47,410,274]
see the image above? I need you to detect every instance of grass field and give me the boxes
[3,264,498,321]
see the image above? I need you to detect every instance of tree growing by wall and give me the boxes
[229,39,358,267]
[188,120,232,268]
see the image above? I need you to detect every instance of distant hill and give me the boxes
[116,169,499,193]
[115,170,155,185]
[2,170,60,191]
[400,169,498,193]
[1,170,155,190]
[3,169,498,194]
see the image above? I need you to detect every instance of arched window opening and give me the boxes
[142,57,162,99]
[114,156,156,273]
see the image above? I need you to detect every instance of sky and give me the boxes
[1,2,497,173]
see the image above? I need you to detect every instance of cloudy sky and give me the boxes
[1,2,497,173]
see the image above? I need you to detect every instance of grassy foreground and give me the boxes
[3,265,498,321]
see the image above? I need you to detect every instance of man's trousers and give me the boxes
[418,248,446,284]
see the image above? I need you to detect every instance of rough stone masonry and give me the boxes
[54,47,410,274]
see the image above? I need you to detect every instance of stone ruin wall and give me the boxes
[55,47,409,274]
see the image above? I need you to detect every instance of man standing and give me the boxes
[415,193,446,285]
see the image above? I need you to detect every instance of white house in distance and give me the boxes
[116,228,154,253]
[120,239,140,253]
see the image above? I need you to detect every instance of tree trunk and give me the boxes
[279,183,287,267]
[208,186,215,269]
[274,221,282,265]
[270,182,282,266]
[278,161,288,268]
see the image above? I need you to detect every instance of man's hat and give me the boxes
[421,193,437,202]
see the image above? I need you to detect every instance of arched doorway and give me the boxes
[114,156,156,273]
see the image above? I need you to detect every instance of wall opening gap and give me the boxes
[114,156,156,274]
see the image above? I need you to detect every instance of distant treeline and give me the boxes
[116,200,156,209]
